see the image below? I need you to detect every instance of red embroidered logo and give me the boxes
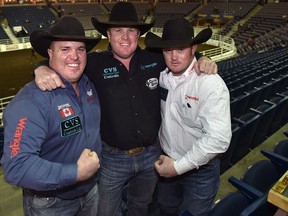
[185,95,199,101]
[10,117,27,158]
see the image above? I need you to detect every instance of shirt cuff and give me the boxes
[174,158,198,175]
[59,164,78,188]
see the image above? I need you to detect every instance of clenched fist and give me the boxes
[154,155,178,178]
[77,148,100,182]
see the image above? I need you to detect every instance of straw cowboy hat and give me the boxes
[91,2,154,37]
[145,17,212,49]
[30,15,101,58]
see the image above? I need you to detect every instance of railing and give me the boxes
[0,36,32,52]
[0,32,98,53]
[0,95,14,127]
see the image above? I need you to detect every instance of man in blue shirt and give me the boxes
[1,16,102,216]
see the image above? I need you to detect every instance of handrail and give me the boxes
[0,95,14,127]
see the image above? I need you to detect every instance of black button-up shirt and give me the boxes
[85,47,166,150]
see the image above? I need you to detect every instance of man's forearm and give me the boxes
[33,59,49,77]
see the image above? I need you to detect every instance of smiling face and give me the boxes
[48,40,87,85]
[107,26,140,62]
[163,45,197,76]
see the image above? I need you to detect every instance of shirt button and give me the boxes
[132,95,135,98]
[135,112,138,116]
[137,130,140,134]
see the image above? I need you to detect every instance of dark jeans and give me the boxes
[23,183,99,216]
[158,157,221,216]
[97,141,161,216]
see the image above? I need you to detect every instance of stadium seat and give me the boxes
[266,94,288,136]
[249,101,277,149]
[230,112,261,164]
[210,192,251,216]
[211,187,276,216]
[220,123,241,174]
[273,140,288,157]
[257,78,282,102]
[243,87,263,113]
[261,149,288,172]
[227,160,281,216]
[240,160,283,193]
[230,92,251,118]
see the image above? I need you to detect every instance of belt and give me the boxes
[23,189,53,198]
[107,138,157,156]
[125,146,145,155]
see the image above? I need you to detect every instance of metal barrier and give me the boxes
[0,95,14,127]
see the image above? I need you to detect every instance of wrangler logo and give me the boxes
[10,117,27,158]
[185,95,199,101]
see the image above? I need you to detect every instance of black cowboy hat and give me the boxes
[145,18,212,49]
[91,2,154,37]
[30,15,101,58]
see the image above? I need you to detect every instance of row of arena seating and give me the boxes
[218,47,288,173]
[1,5,56,36]
[229,2,288,55]
[153,2,200,27]
[219,47,288,117]
[197,1,257,18]
[1,1,288,56]
[220,87,288,174]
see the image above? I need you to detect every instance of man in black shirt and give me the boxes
[34,2,217,216]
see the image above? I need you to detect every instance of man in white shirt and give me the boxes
[145,18,232,216]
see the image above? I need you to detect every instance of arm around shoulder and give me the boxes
[34,61,65,91]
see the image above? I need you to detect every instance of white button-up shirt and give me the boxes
[159,58,232,175]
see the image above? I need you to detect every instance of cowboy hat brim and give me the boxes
[144,28,212,49]
[91,17,155,37]
[30,30,101,58]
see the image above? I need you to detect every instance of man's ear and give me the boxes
[191,44,198,55]
[107,30,111,42]
[47,49,53,59]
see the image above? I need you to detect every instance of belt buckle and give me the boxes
[125,146,145,155]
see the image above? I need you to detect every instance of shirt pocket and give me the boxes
[180,96,199,128]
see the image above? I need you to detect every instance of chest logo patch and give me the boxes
[146,78,158,90]
[103,67,120,79]
[60,116,82,137]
